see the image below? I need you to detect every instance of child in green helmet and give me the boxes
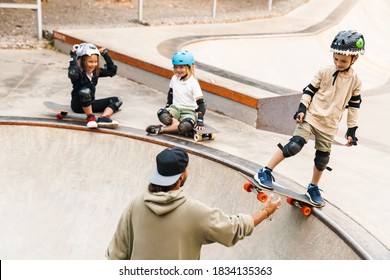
[255,30,365,206]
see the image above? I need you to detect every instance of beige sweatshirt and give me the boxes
[301,65,362,135]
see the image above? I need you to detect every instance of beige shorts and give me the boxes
[294,121,334,152]
[167,105,197,122]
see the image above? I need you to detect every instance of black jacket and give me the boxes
[68,52,117,102]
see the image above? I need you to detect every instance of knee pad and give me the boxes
[157,108,173,125]
[314,150,330,171]
[108,97,122,112]
[282,136,306,158]
[78,88,92,105]
[178,118,195,133]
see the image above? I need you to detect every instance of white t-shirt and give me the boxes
[169,75,203,110]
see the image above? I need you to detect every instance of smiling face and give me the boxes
[84,54,99,74]
[333,53,358,72]
[85,54,99,73]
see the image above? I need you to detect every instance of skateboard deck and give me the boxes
[191,123,219,142]
[146,123,219,142]
[44,101,120,128]
[44,101,85,121]
[239,172,324,216]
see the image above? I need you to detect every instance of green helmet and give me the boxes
[330,30,365,55]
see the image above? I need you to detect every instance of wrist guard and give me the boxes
[293,103,307,120]
[197,113,204,126]
[345,126,358,145]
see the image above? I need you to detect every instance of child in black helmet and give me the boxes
[255,30,365,206]
[68,42,122,128]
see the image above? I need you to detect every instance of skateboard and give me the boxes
[239,172,324,216]
[44,101,85,121]
[44,101,120,128]
[146,123,219,142]
[190,123,219,142]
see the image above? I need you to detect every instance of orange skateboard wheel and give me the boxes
[301,205,312,216]
[257,192,268,203]
[286,197,294,205]
[243,181,253,192]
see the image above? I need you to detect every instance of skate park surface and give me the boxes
[1,0,389,259]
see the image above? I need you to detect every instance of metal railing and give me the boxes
[137,0,273,22]
[0,0,42,39]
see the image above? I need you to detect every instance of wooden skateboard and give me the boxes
[239,172,324,216]
[191,123,219,142]
[146,123,219,142]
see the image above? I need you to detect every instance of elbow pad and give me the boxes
[166,88,173,107]
[196,98,207,115]
[302,84,318,99]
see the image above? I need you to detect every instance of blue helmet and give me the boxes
[172,50,195,66]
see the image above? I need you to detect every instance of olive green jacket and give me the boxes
[106,189,254,260]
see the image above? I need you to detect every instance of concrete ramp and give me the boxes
[0,122,362,259]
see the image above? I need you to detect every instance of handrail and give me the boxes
[0,0,42,39]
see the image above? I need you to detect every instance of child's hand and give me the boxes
[99,47,108,55]
[345,126,358,146]
[345,136,357,147]
[295,112,305,123]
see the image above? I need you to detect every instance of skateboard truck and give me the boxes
[243,181,268,202]
[193,131,216,142]
[56,111,68,120]
[286,197,312,216]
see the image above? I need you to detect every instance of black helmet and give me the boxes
[330,30,365,55]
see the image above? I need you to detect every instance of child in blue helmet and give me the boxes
[68,42,122,128]
[146,50,206,135]
[254,30,365,206]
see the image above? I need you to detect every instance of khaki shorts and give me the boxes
[294,121,334,153]
[167,105,197,122]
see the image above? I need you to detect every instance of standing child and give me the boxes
[254,30,365,206]
[68,42,122,128]
[146,50,206,135]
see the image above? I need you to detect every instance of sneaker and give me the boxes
[146,124,163,135]
[254,167,275,189]
[306,184,324,206]
[97,115,119,128]
[86,114,98,129]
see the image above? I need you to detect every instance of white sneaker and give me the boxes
[86,114,98,129]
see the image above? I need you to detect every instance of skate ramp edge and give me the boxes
[0,118,372,259]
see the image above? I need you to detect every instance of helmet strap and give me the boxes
[332,55,355,85]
